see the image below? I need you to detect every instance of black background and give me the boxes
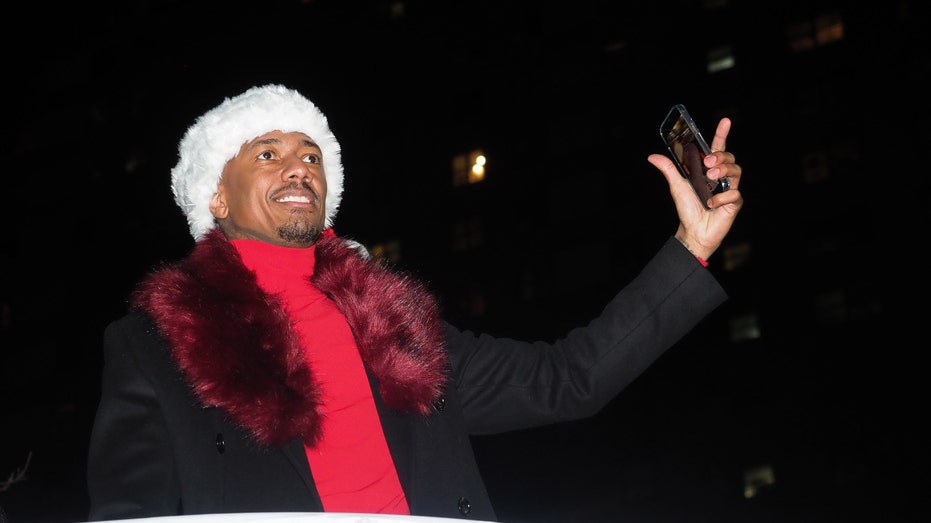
[1,1,927,522]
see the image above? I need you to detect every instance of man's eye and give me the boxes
[303,154,320,164]
[258,151,274,160]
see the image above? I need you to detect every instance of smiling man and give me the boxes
[86,84,744,522]
[211,132,328,246]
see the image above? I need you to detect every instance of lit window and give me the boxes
[815,13,844,45]
[452,154,469,187]
[787,21,815,52]
[743,464,776,499]
[707,46,735,73]
[452,149,486,187]
[723,241,751,272]
[469,153,486,183]
[369,240,402,264]
[787,11,844,52]
[729,312,761,342]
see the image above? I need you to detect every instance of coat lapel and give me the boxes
[131,229,449,447]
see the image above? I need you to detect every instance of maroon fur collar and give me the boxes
[131,229,449,447]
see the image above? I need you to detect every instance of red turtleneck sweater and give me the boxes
[233,238,410,515]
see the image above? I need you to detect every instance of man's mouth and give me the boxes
[275,195,312,203]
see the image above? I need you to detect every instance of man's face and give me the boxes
[210,130,328,247]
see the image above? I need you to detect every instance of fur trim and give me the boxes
[314,235,448,414]
[131,229,448,447]
[170,84,343,241]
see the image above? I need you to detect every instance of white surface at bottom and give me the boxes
[95,513,495,523]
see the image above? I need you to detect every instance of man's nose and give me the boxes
[281,156,310,180]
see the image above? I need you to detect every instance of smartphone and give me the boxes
[659,104,729,209]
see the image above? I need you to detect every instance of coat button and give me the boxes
[432,396,446,411]
[216,433,225,454]
[457,497,471,515]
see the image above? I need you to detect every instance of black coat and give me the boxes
[87,234,727,521]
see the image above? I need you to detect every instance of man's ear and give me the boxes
[209,188,228,220]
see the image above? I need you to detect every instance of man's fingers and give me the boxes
[647,153,680,185]
[648,153,703,210]
[710,117,732,152]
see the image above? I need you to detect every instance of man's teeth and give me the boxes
[277,195,311,203]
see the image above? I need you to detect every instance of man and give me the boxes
[87,84,743,521]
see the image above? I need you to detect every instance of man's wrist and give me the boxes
[675,234,709,266]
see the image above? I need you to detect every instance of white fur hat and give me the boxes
[170,84,343,241]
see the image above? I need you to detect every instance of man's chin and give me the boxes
[277,222,323,245]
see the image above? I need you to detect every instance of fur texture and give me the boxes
[131,230,449,447]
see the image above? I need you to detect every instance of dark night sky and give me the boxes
[1,1,927,522]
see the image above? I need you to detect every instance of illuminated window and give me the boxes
[787,20,816,52]
[469,153,486,183]
[787,11,844,52]
[452,155,468,187]
[452,149,486,187]
[388,1,405,20]
[743,464,776,499]
[369,240,402,264]
[729,312,761,342]
[815,13,844,45]
[722,241,751,272]
[707,46,735,73]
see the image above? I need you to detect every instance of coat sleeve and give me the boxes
[446,236,729,435]
[86,313,182,521]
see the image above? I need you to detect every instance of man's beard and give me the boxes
[277,210,323,245]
